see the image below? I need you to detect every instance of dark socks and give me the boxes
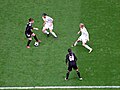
[66,72,70,79]
[34,35,38,42]
[27,40,32,46]
[76,71,81,78]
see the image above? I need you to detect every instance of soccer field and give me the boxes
[0,0,120,89]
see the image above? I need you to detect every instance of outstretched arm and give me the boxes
[42,17,46,26]
[33,27,39,30]
[77,30,81,34]
[78,27,81,34]
[66,55,69,65]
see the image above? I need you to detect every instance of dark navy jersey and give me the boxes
[25,22,33,34]
[66,53,77,65]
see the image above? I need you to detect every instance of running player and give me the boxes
[72,23,93,53]
[65,48,83,80]
[25,18,41,48]
[42,13,57,38]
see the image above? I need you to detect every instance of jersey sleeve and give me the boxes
[26,23,33,31]
[29,24,33,30]
[73,53,77,61]
[49,17,53,22]
[66,54,69,64]
[46,16,53,22]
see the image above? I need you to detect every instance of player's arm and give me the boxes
[32,25,38,30]
[48,17,53,23]
[66,54,69,65]
[33,27,39,30]
[77,30,81,34]
[28,23,38,31]
[42,17,46,26]
[29,24,38,30]
[27,26,33,31]
[78,27,81,34]
[73,53,77,61]
[27,23,33,30]
[51,17,53,23]
[43,21,46,26]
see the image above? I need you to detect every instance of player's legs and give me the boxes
[72,36,82,47]
[32,33,41,42]
[72,38,81,47]
[82,40,92,53]
[42,26,50,36]
[65,66,72,80]
[73,65,82,80]
[48,23,57,38]
[49,29,57,38]
[73,40,80,47]
[65,70,71,80]
[25,32,32,48]
[26,38,32,48]
[76,69,82,80]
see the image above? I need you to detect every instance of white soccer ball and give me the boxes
[34,42,39,47]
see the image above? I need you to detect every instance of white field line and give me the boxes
[0,86,120,89]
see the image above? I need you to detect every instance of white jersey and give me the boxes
[78,27,89,43]
[42,16,53,23]
[80,27,89,37]
[42,16,54,30]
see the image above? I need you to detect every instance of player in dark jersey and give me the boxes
[65,48,83,80]
[25,18,41,48]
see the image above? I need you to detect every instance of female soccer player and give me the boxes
[25,18,41,48]
[65,48,83,80]
[72,23,92,53]
[42,13,57,38]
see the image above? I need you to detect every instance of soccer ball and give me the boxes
[34,42,39,47]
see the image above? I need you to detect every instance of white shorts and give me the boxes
[43,23,53,30]
[78,35,89,44]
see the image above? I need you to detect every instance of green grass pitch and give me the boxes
[0,0,120,89]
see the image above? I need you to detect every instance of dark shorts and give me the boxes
[25,31,33,38]
[68,64,78,71]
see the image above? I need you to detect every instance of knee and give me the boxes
[32,33,35,36]
[82,43,85,46]
[50,30,53,33]
[42,29,45,33]
[76,69,79,72]
[67,70,70,73]
[28,38,32,40]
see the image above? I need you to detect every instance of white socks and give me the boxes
[84,44,92,51]
[74,41,78,46]
[73,41,93,53]
[44,31,49,35]
[44,30,57,38]
[51,31,57,38]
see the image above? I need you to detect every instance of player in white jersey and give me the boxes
[72,23,93,53]
[42,13,57,38]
